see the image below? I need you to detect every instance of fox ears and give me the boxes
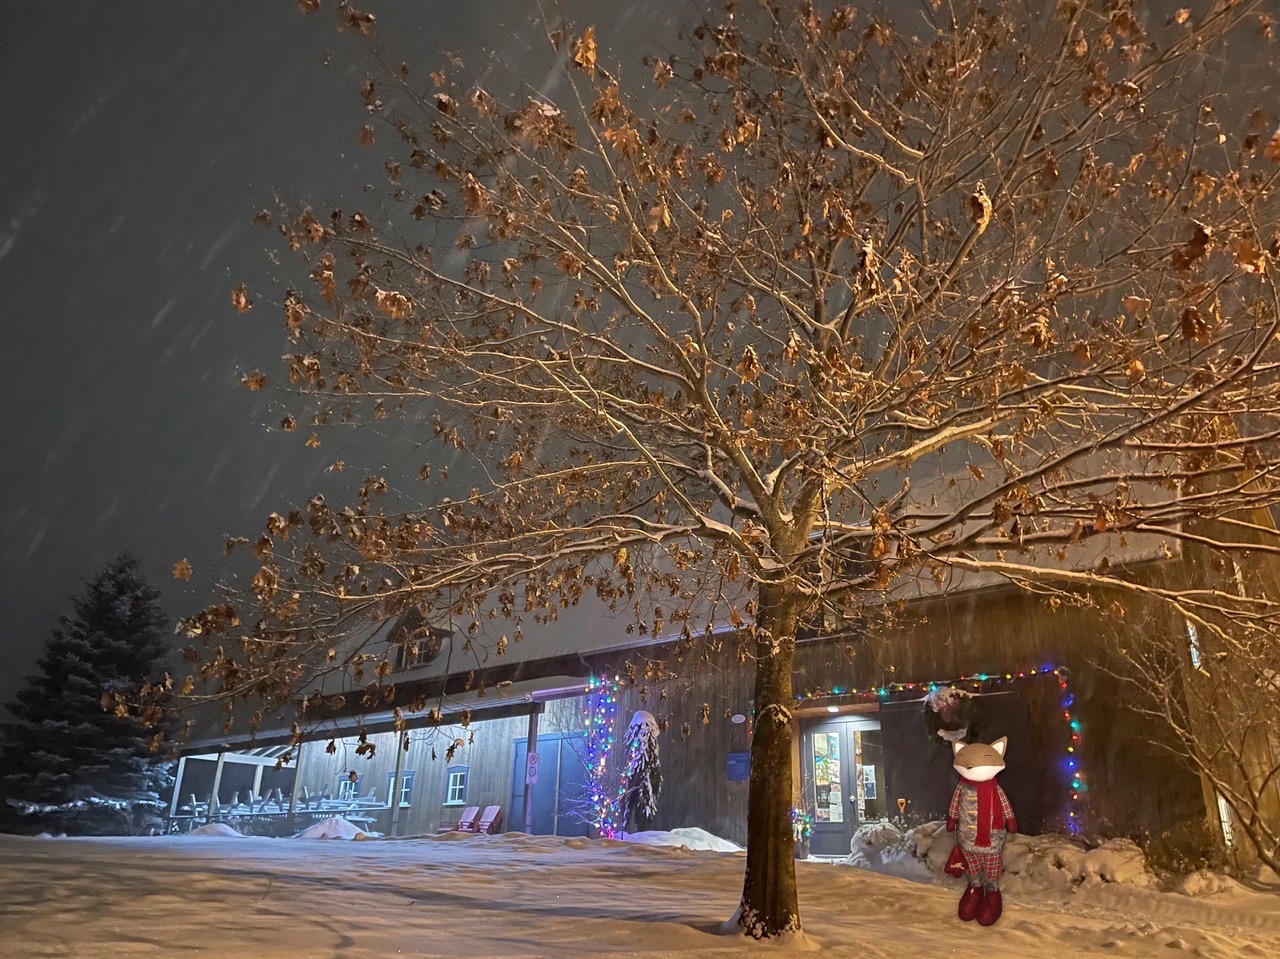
[952,736,1008,756]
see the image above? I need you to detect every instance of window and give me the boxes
[337,774,361,801]
[445,765,469,806]
[399,638,435,670]
[393,612,444,671]
[387,769,415,807]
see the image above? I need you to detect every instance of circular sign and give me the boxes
[730,713,747,725]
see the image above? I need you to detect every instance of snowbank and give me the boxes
[188,822,244,838]
[293,817,380,841]
[7,831,1280,958]
[622,827,742,853]
[844,820,1158,891]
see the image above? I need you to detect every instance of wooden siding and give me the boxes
[295,697,586,836]
[565,572,1209,847]
[269,547,1272,854]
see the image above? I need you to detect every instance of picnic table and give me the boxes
[169,788,385,835]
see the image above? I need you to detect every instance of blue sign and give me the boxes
[726,751,751,782]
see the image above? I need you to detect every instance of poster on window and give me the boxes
[812,732,844,823]
[859,764,877,800]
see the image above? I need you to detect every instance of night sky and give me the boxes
[0,1,677,710]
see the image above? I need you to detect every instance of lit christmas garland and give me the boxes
[791,808,813,844]
[582,675,622,837]
[798,665,1087,834]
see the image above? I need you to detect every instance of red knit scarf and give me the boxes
[962,777,1003,846]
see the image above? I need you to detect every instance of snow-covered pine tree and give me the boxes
[620,710,661,834]
[0,554,173,835]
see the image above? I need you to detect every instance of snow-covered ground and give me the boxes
[3,828,1280,958]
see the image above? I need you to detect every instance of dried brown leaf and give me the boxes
[571,26,597,72]
[1232,237,1267,274]
[1264,129,1280,162]
[1181,306,1210,343]
[966,183,991,234]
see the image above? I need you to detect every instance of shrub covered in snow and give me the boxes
[619,711,662,833]
[844,819,1161,892]
[1172,869,1246,898]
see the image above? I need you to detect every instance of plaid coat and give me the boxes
[947,782,1017,887]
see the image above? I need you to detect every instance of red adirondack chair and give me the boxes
[470,805,503,835]
[437,806,479,833]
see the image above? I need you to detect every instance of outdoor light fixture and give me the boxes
[826,705,840,713]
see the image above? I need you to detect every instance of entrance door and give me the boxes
[510,734,591,837]
[803,716,884,856]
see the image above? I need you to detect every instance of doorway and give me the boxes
[510,733,591,837]
[802,715,885,857]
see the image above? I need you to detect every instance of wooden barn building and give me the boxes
[172,525,1249,867]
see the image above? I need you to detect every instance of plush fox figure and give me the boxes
[945,736,1017,927]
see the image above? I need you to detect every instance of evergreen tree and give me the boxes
[620,711,661,834]
[0,554,173,834]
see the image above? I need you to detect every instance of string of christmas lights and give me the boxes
[790,808,813,844]
[582,675,622,837]
[797,665,1087,834]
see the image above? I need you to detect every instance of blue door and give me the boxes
[510,734,591,836]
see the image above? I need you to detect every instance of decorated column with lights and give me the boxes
[582,676,623,837]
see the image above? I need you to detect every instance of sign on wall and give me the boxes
[726,751,750,782]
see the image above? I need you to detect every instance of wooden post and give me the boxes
[288,745,305,816]
[388,733,407,837]
[168,756,187,817]
[523,707,540,835]
[209,753,226,812]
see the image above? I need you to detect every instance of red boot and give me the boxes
[976,888,1003,927]
[957,884,984,922]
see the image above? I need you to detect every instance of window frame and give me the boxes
[336,774,361,802]
[444,765,469,806]
[386,769,416,808]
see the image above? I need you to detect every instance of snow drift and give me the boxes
[293,817,379,841]
[622,827,742,853]
[188,822,244,838]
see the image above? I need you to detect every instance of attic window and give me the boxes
[394,607,444,670]
[399,636,440,670]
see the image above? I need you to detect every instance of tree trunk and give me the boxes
[737,583,801,938]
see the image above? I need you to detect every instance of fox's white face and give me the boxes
[952,736,1007,782]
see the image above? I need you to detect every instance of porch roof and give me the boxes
[179,673,584,757]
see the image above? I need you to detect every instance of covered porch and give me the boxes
[165,744,384,836]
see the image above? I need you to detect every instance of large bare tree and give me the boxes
[153,0,1280,938]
